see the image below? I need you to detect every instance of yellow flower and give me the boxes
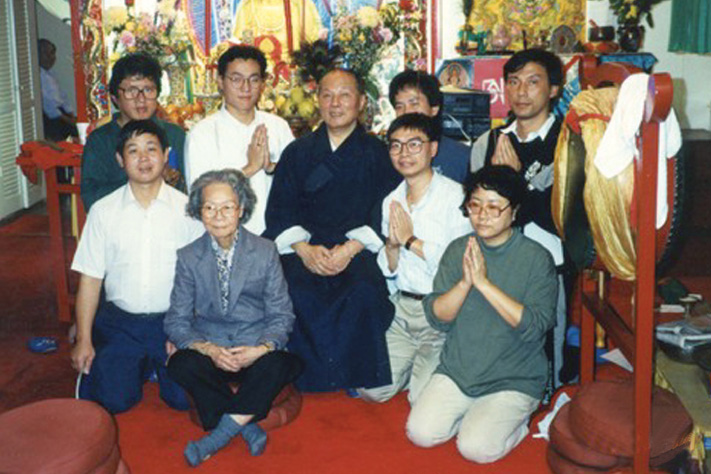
[104,7,128,30]
[358,33,366,42]
[339,31,352,42]
[357,6,380,28]
[124,21,136,32]
[627,5,639,18]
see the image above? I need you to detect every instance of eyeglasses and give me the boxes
[388,138,429,155]
[202,203,240,219]
[224,74,263,88]
[118,86,158,100]
[465,201,511,218]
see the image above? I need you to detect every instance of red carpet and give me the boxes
[2,207,709,473]
[116,384,551,473]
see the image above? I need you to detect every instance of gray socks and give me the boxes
[184,415,268,467]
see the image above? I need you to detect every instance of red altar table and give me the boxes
[16,141,85,323]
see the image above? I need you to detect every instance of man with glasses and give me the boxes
[358,113,471,404]
[406,165,557,463]
[185,45,294,235]
[264,68,400,392]
[389,70,471,184]
[81,53,187,211]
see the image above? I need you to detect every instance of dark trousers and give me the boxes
[167,349,304,431]
[78,302,190,413]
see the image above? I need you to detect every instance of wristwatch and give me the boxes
[261,341,276,352]
[404,235,417,251]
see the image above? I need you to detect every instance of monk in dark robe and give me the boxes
[264,69,400,392]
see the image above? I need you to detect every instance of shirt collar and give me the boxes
[501,113,556,143]
[120,180,169,208]
[220,105,258,128]
[210,230,239,260]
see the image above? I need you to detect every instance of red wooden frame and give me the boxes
[577,56,673,473]
[16,142,87,323]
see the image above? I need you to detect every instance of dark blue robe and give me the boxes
[264,124,399,392]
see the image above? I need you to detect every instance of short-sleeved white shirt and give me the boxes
[185,108,294,235]
[377,172,473,295]
[71,182,205,314]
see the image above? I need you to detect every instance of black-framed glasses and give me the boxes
[465,201,511,218]
[118,86,158,100]
[388,138,429,155]
[201,203,239,219]
[224,74,263,88]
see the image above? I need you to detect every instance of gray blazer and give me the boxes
[164,227,295,350]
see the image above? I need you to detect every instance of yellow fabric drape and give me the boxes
[553,87,637,280]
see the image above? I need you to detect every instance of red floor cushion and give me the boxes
[550,403,623,470]
[0,398,127,474]
[568,380,692,458]
[547,446,671,474]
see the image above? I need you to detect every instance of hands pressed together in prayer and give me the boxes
[387,201,414,247]
[243,124,275,177]
[491,134,521,172]
[293,240,364,276]
[460,236,488,291]
[192,342,269,372]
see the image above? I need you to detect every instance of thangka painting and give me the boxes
[82,0,419,131]
[464,0,586,52]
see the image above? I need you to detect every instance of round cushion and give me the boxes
[568,380,692,458]
[0,399,119,474]
[550,403,623,470]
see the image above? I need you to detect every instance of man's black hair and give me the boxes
[503,49,564,88]
[116,119,168,157]
[217,44,268,78]
[318,68,365,95]
[386,113,440,143]
[460,165,526,217]
[109,53,162,97]
[388,70,443,111]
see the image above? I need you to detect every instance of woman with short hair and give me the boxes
[165,169,303,467]
[406,165,558,463]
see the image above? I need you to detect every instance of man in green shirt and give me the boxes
[406,165,557,464]
[80,53,186,211]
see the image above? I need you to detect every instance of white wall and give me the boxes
[643,0,711,130]
[439,0,711,131]
[35,1,76,114]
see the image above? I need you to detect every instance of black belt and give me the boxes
[400,290,426,301]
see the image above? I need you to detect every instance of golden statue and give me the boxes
[233,0,323,61]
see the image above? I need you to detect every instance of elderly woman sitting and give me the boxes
[165,169,303,467]
[406,166,558,463]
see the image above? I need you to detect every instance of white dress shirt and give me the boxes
[71,182,205,314]
[185,107,294,235]
[377,173,473,295]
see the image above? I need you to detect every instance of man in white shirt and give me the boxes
[185,45,294,235]
[470,49,568,391]
[70,120,204,414]
[38,39,78,142]
[359,113,472,404]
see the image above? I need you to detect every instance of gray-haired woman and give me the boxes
[165,169,303,467]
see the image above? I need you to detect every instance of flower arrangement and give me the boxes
[103,2,192,69]
[332,0,422,97]
[609,0,664,26]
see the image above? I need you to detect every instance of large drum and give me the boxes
[552,72,684,281]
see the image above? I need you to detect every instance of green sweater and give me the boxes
[424,229,558,400]
[80,115,186,211]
